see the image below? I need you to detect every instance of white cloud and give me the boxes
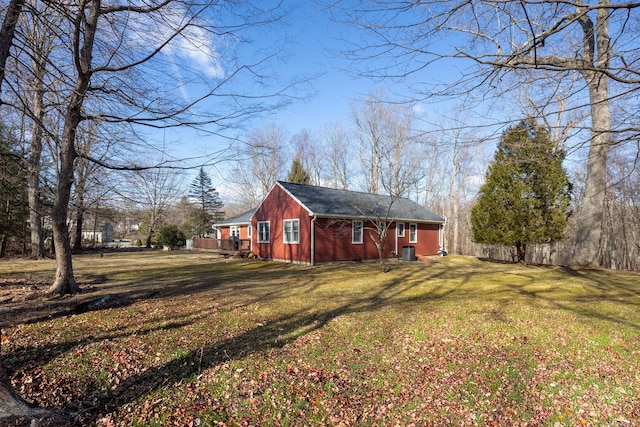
[126,3,226,79]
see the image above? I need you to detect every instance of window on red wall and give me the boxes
[283,219,299,244]
[258,221,270,242]
[352,220,363,244]
[409,223,417,243]
[397,222,405,237]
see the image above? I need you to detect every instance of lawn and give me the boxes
[1,251,639,426]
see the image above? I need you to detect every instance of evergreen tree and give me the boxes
[188,168,225,237]
[0,126,28,256]
[471,119,572,263]
[286,157,311,185]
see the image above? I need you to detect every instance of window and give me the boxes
[230,226,240,238]
[409,223,418,243]
[257,221,270,243]
[352,220,363,244]
[397,223,405,237]
[283,219,300,244]
[247,225,252,238]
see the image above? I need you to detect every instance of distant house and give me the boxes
[81,222,114,244]
[249,181,445,264]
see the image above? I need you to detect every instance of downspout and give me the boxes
[311,215,317,265]
[394,221,398,256]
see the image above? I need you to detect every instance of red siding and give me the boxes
[252,185,312,263]
[252,184,442,264]
[395,222,441,256]
[313,220,440,263]
[218,225,250,240]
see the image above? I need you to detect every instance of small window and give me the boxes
[397,223,405,237]
[409,223,417,243]
[230,226,240,238]
[257,221,270,243]
[283,219,300,244]
[247,225,252,238]
[352,220,363,244]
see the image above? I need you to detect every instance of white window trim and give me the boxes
[397,222,405,237]
[230,225,240,238]
[283,219,300,244]
[352,220,363,244]
[257,221,270,243]
[248,225,252,238]
[409,223,418,243]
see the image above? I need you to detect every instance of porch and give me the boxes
[192,238,251,256]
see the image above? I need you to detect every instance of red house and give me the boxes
[249,181,445,264]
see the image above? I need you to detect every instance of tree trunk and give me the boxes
[572,3,611,268]
[0,366,53,422]
[47,0,100,296]
[73,209,84,249]
[515,243,526,264]
[49,133,79,295]
[27,57,46,259]
[145,230,153,248]
[0,0,24,96]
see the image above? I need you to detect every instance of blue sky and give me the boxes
[156,3,426,169]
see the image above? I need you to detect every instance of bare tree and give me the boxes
[291,129,323,185]
[2,1,303,296]
[128,166,183,248]
[352,94,385,194]
[333,0,640,268]
[230,122,289,206]
[12,0,61,258]
[321,120,352,190]
[351,92,424,197]
[0,0,24,97]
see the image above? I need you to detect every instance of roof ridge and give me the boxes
[277,180,408,202]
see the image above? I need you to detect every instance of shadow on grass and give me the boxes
[78,270,446,425]
[4,255,640,425]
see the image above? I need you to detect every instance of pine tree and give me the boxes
[0,126,27,256]
[188,168,225,237]
[471,119,572,263]
[286,157,311,185]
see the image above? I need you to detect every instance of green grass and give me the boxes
[1,251,640,426]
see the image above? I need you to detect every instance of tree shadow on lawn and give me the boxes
[0,260,324,330]
[78,273,443,425]
[502,265,640,330]
[11,257,639,424]
[6,262,452,425]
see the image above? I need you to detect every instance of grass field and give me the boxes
[1,251,639,426]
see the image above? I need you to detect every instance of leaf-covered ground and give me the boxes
[1,252,639,426]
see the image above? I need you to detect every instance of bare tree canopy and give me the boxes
[0,0,307,298]
[332,0,640,268]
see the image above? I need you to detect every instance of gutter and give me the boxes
[311,215,317,265]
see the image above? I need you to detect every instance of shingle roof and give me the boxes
[214,208,256,226]
[278,181,445,223]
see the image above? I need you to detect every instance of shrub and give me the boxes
[157,225,186,249]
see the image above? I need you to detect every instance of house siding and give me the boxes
[251,183,443,264]
[313,220,440,263]
[314,218,385,262]
[217,224,250,240]
[252,185,312,263]
[395,222,441,256]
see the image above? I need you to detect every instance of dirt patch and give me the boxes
[0,275,126,330]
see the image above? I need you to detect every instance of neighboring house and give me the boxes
[81,222,114,244]
[250,181,445,264]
